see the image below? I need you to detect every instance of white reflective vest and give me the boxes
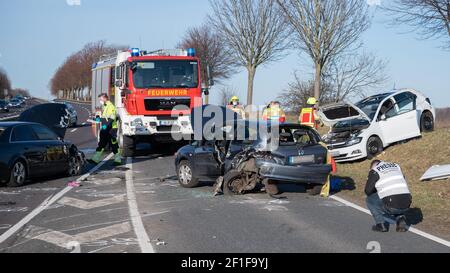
[373,162,411,199]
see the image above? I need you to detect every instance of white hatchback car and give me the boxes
[319,89,435,162]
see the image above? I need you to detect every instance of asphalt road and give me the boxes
[0,98,46,121]
[0,102,449,253]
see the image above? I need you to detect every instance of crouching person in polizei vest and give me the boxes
[365,160,412,233]
[89,93,122,165]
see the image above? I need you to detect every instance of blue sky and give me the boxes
[0,0,449,107]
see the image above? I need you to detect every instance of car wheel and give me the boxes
[223,170,245,195]
[366,136,383,160]
[420,112,434,132]
[177,160,199,188]
[8,160,27,187]
[67,155,82,177]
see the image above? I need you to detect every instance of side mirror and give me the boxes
[115,80,123,88]
[207,65,214,87]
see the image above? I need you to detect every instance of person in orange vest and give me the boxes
[227,96,246,119]
[262,101,286,123]
[299,97,320,129]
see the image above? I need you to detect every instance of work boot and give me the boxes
[114,153,122,165]
[396,215,408,232]
[88,151,103,165]
[372,223,389,233]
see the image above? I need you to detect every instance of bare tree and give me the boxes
[218,85,241,106]
[178,23,237,104]
[209,0,289,105]
[277,0,371,103]
[0,68,11,99]
[383,0,450,47]
[324,52,389,102]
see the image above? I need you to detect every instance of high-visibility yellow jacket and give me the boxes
[102,101,117,129]
[299,107,319,128]
[262,106,286,123]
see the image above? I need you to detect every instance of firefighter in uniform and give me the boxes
[89,93,122,165]
[227,96,246,119]
[262,101,286,123]
[299,97,320,129]
[365,160,412,232]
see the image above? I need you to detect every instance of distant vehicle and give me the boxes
[0,122,84,187]
[8,98,23,108]
[319,88,435,162]
[61,102,78,127]
[175,120,332,195]
[0,100,10,113]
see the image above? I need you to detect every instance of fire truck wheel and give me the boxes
[121,135,136,157]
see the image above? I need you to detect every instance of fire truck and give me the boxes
[91,48,212,156]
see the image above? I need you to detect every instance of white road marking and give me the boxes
[125,157,155,253]
[58,195,125,210]
[0,153,114,245]
[330,195,450,248]
[70,128,77,133]
[25,222,132,249]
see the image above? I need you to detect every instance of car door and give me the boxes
[31,124,68,174]
[10,125,45,177]
[379,93,420,144]
[193,140,221,179]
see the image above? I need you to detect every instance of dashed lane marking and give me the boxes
[125,157,155,253]
[0,154,114,245]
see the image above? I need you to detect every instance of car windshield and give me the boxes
[132,60,199,89]
[355,93,392,120]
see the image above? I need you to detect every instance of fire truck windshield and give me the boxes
[132,60,199,89]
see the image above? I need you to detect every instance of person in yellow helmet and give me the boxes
[227,96,246,119]
[299,97,321,129]
[262,101,286,123]
[89,93,122,165]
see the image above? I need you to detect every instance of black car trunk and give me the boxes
[270,144,328,166]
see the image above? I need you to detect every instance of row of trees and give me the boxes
[50,41,125,101]
[0,67,30,99]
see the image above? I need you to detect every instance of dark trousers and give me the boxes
[97,129,119,154]
[366,193,409,224]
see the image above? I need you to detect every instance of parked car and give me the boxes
[0,122,84,187]
[175,120,332,195]
[319,88,435,162]
[0,100,10,113]
[8,98,23,108]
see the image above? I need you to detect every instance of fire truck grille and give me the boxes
[144,97,191,111]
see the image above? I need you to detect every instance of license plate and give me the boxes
[289,155,315,164]
[160,120,174,126]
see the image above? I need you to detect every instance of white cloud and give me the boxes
[66,0,81,6]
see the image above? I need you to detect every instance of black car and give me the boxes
[0,122,84,187]
[0,100,9,113]
[175,121,332,195]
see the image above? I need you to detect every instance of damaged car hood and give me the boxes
[19,103,71,138]
[318,102,370,127]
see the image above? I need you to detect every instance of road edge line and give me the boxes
[330,195,450,248]
[125,157,155,253]
[0,153,114,245]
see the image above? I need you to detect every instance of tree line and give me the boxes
[0,67,31,100]
[49,0,448,108]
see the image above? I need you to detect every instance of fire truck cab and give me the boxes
[91,48,210,156]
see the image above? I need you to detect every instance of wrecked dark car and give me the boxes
[175,120,332,195]
[0,103,85,187]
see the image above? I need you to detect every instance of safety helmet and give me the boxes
[230,96,239,103]
[307,97,317,105]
